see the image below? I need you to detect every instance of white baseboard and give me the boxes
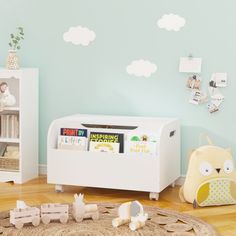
[39,164,47,175]
[175,176,186,186]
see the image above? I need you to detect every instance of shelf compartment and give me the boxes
[0,157,19,171]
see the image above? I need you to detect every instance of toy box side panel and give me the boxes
[159,120,181,191]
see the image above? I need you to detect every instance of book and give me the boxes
[125,142,157,155]
[125,133,158,155]
[89,141,120,153]
[89,132,124,153]
[60,128,87,137]
[57,135,87,151]
[0,143,7,156]
[126,133,158,142]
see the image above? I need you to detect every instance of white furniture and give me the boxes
[0,68,38,184]
[47,114,180,200]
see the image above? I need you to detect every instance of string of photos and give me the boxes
[179,55,227,114]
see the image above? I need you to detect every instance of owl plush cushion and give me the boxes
[179,145,236,207]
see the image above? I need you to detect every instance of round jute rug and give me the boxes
[0,203,218,236]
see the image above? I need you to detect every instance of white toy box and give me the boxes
[47,114,180,200]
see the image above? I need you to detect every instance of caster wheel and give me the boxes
[149,192,159,201]
[55,185,64,193]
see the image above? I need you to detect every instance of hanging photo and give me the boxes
[186,75,201,90]
[207,103,219,114]
[208,87,224,100]
[210,73,227,87]
[189,90,208,105]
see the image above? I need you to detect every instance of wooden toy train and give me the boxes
[10,194,99,229]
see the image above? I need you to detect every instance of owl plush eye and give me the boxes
[224,160,234,174]
[199,161,213,176]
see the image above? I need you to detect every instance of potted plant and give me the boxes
[6,27,24,70]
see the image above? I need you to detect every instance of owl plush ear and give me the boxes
[206,135,213,145]
[199,134,214,146]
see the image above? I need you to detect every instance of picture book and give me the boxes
[60,128,87,137]
[125,133,158,155]
[126,133,158,143]
[89,141,120,153]
[89,132,124,153]
[57,135,87,151]
[125,142,157,155]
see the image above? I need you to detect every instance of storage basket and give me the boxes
[0,157,19,171]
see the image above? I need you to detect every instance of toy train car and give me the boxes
[41,203,69,224]
[10,206,40,229]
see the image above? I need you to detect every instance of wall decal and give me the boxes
[63,26,96,46]
[126,60,157,78]
[157,14,186,32]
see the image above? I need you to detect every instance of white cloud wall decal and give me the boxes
[126,60,157,78]
[63,26,96,46]
[157,14,186,31]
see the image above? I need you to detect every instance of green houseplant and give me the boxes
[6,27,24,70]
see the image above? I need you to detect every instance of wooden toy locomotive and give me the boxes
[72,193,99,222]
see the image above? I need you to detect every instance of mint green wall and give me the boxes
[0,0,235,175]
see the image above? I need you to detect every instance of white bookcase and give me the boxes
[0,68,38,184]
[47,114,180,200]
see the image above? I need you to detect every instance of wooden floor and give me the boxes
[1,176,236,235]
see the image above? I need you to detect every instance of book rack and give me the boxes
[47,114,180,200]
[0,68,38,184]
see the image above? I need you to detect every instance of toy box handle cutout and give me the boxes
[169,130,176,138]
[81,123,138,130]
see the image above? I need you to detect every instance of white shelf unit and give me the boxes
[47,114,180,200]
[0,68,38,184]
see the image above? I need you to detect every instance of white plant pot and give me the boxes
[6,50,19,70]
